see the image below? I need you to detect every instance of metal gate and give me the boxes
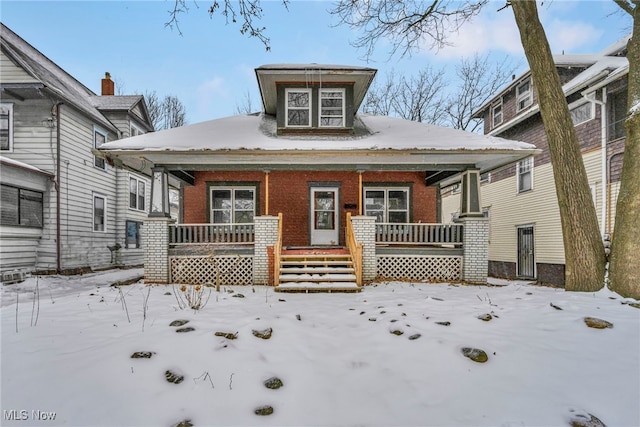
[517,225,535,279]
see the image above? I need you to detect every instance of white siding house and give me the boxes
[0,23,155,277]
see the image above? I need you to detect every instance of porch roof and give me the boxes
[100,113,539,184]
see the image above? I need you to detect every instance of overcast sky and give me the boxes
[1,1,633,124]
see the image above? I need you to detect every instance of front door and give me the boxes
[517,225,535,278]
[310,187,339,245]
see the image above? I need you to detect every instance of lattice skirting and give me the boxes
[170,255,254,285]
[376,255,462,282]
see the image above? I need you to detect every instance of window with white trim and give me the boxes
[130,122,144,137]
[93,194,107,232]
[319,89,345,127]
[570,101,594,126]
[94,128,107,170]
[129,176,146,211]
[0,184,43,227]
[516,78,532,112]
[285,89,311,127]
[364,188,409,223]
[517,157,533,193]
[491,101,503,128]
[210,187,256,223]
[1,103,13,151]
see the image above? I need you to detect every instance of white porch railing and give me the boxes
[375,223,463,246]
[169,223,255,245]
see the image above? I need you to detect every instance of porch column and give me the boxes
[459,168,483,218]
[461,217,489,284]
[254,215,280,285]
[350,215,376,281]
[150,167,170,217]
[144,217,174,284]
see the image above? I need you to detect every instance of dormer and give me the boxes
[255,64,377,135]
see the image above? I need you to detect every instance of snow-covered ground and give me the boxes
[1,270,639,427]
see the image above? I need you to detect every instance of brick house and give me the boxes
[441,36,629,286]
[101,64,537,291]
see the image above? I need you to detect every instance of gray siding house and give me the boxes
[0,23,156,278]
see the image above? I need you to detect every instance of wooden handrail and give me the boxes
[273,213,283,287]
[346,212,363,287]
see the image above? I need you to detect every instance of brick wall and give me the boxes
[254,216,279,285]
[184,170,437,247]
[350,215,376,281]
[143,217,173,283]
[461,217,489,284]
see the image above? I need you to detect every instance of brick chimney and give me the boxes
[101,72,114,96]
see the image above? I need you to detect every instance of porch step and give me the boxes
[275,251,360,293]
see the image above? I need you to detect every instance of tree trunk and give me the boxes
[510,1,606,291]
[609,5,640,299]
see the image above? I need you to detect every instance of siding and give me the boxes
[0,52,39,83]
[441,149,607,267]
[115,169,149,266]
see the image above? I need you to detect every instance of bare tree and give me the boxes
[235,90,257,114]
[144,91,187,130]
[167,0,289,51]
[446,54,518,132]
[332,0,488,59]
[609,0,640,298]
[364,54,517,132]
[331,0,606,291]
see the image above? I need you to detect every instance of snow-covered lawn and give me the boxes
[1,271,639,427]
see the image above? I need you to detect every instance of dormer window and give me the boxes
[286,88,311,127]
[516,78,532,112]
[319,89,345,127]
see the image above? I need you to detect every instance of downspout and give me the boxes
[54,102,63,273]
[582,88,608,236]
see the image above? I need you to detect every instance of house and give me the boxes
[100,64,538,291]
[440,36,630,286]
[0,23,158,278]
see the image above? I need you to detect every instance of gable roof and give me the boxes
[0,23,154,134]
[90,95,154,132]
[473,34,630,131]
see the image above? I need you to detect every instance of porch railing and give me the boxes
[169,223,255,245]
[375,223,463,246]
[345,213,363,286]
[273,213,283,287]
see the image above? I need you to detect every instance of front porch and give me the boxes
[145,212,488,291]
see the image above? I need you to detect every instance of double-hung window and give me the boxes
[364,188,409,223]
[130,123,144,137]
[129,176,146,211]
[319,89,345,127]
[0,184,43,227]
[516,78,532,112]
[285,89,311,127]
[210,187,256,224]
[491,101,503,128]
[517,157,533,193]
[93,194,107,232]
[94,128,107,170]
[1,103,13,151]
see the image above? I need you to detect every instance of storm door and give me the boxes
[310,187,339,245]
[517,225,535,279]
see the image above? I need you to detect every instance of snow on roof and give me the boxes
[0,155,53,176]
[561,56,628,95]
[256,63,376,72]
[90,95,143,111]
[100,113,535,153]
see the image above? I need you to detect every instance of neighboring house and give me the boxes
[0,23,156,278]
[101,64,537,291]
[441,36,630,286]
